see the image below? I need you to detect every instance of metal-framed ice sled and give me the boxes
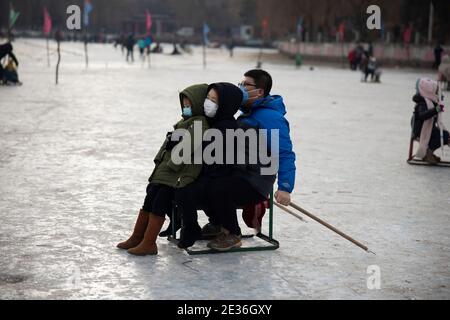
[168,191,280,255]
[407,136,450,167]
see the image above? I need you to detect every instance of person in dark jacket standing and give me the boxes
[117,84,209,256]
[174,83,243,249]
[0,43,19,84]
[434,43,444,69]
[125,34,136,63]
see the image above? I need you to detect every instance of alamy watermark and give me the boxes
[66,5,82,30]
[367,265,381,290]
[65,264,82,289]
[169,121,280,176]
[65,4,382,31]
[367,5,381,30]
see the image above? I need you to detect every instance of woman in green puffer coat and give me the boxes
[117,84,209,256]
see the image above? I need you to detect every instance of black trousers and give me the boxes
[365,69,375,81]
[429,129,450,151]
[126,49,134,62]
[142,183,174,218]
[174,176,211,234]
[207,176,266,236]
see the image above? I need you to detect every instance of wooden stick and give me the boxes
[55,39,61,85]
[274,202,306,222]
[203,42,206,69]
[290,202,375,254]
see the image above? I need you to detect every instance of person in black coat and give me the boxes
[434,43,444,69]
[411,94,449,163]
[125,34,135,63]
[174,83,243,249]
[0,43,19,84]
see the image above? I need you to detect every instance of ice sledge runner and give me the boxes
[407,136,450,167]
[168,191,280,255]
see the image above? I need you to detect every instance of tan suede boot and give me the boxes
[423,149,438,165]
[117,209,150,250]
[127,214,166,256]
[432,154,442,163]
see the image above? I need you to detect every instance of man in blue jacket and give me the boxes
[205,69,297,251]
[238,69,296,203]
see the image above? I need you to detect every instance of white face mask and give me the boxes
[204,99,219,118]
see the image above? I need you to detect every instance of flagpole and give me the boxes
[46,36,50,67]
[202,22,209,70]
[43,7,52,67]
[148,48,151,69]
[84,30,89,69]
[428,0,434,44]
[257,40,263,69]
[203,39,206,69]
[296,18,302,69]
[148,38,152,69]
[83,1,92,69]
[258,19,268,69]
[55,30,62,85]
[146,10,152,69]
[8,2,12,42]
[8,2,18,42]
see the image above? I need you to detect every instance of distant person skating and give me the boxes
[363,56,381,83]
[171,43,181,55]
[438,55,450,90]
[355,44,364,70]
[125,34,135,63]
[228,38,235,58]
[144,35,153,56]
[152,42,163,54]
[138,38,146,60]
[180,40,192,54]
[434,43,444,69]
[348,48,358,70]
[119,33,126,55]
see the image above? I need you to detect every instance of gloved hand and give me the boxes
[436,104,445,113]
[165,132,181,151]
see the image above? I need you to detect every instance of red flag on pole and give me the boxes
[43,6,52,35]
[146,10,152,34]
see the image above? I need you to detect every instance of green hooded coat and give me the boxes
[149,84,209,188]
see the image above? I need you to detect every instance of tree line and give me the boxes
[1,0,449,43]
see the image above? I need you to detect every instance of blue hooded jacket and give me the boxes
[238,95,296,193]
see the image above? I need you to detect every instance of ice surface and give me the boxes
[0,39,449,300]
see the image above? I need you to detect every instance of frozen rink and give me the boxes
[0,39,449,300]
